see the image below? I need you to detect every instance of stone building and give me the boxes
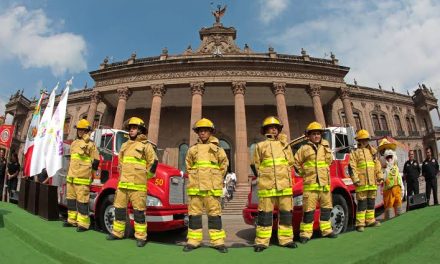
[4,17,440,184]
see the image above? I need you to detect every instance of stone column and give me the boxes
[189,82,205,146]
[339,86,356,128]
[147,84,166,145]
[272,82,291,140]
[86,91,101,125]
[113,87,132,130]
[232,81,248,185]
[306,84,326,127]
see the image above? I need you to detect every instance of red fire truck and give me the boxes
[56,128,188,234]
[242,126,384,235]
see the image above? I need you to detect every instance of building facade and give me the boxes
[5,18,440,184]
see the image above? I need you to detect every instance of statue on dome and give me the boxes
[212,4,227,24]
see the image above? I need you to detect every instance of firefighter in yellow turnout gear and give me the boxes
[253,116,297,252]
[294,122,338,244]
[64,119,100,232]
[349,129,383,232]
[183,118,229,253]
[106,117,158,247]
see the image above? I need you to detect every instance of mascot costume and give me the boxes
[378,139,403,220]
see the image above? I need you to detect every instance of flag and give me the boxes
[23,92,46,176]
[30,83,58,176]
[45,79,71,177]
[0,125,15,149]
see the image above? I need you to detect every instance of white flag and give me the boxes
[30,83,58,176]
[45,80,70,177]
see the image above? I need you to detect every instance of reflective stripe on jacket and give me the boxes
[186,136,229,196]
[349,146,383,189]
[67,135,99,180]
[253,133,294,196]
[118,134,157,190]
[293,139,333,190]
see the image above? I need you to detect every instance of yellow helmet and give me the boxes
[305,121,323,133]
[377,138,397,152]
[126,117,146,134]
[75,119,91,130]
[261,116,283,134]
[193,118,215,132]
[355,129,370,140]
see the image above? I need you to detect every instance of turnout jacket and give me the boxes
[67,134,99,184]
[349,145,383,191]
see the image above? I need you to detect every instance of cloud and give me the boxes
[0,5,87,76]
[259,0,289,24]
[268,0,440,97]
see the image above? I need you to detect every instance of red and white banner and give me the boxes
[0,125,15,149]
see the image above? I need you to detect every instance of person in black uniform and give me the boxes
[403,150,421,197]
[421,147,439,205]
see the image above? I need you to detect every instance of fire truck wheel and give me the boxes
[98,194,133,238]
[331,194,349,235]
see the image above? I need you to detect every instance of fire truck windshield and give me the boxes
[115,131,129,153]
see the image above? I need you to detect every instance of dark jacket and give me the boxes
[403,160,420,180]
[422,158,439,179]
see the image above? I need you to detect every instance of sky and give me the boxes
[1,0,440,124]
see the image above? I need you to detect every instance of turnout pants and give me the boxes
[300,190,333,239]
[255,195,293,247]
[187,195,226,247]
[66,182,90,229]
[111,188,147,241]
[355,190,376,227]
[425,177,439,205]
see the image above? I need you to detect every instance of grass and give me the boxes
[1,202,439,264]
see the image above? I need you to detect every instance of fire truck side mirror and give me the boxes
[346,126,356,149]
[100,170,109,184]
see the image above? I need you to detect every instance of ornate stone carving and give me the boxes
[95,70,344,87]
[232,81,246,95]
[117,87,132,100]
[151,84,166,97]
[307,84,321,97]
[190,82,205,95]
[339,86,350,99]
[374,104,381,111]
[271,82,286,95]
[90,91,101,104]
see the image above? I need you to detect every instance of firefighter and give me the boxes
[294,121,338,244]
[106,117,158,247]
[349,129,383,232]
[183,118,229,253]
[64,119,99,232]
[253,116,297,252]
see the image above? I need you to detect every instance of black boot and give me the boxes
[282,242,298,248]
[326,232,338,238]
[136,239,147,247]
[106,234,121,241]
[62,222,75,227]
[76,226,88,232]
[183,244,199,252]
[254,244,267,252]
[213,245,228,253]
[299,237,310,244]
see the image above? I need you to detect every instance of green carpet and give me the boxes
[1,202,439,264]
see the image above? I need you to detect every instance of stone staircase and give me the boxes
[222,184,251,215]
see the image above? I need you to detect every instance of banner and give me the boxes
[30,83,58,176]
[45,79,71,177]
[0,125,15,149]
[23,92,46,176]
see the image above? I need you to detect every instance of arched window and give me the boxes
[340,111,362,130]
[424,118,430,132]
[372,114,380,131]
[178,143,189,172]
[411,118,417,132]
[380,115,389,131]
[406,117,413,132]
[417,149,423,162]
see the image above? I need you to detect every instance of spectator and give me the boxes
[421,147,439,205]
[403,150,421,197]
[6,152,20,199]
[0,149,6,198]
